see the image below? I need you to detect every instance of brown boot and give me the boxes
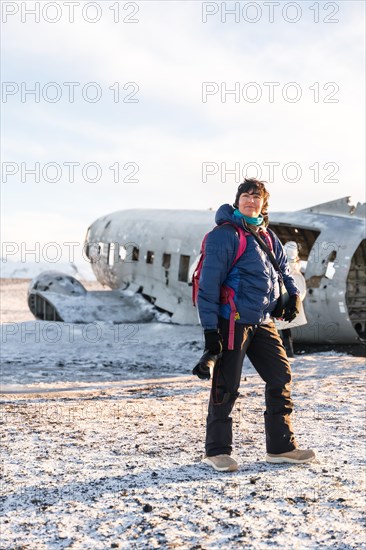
[202,454,238,472]
[266,448,316,464]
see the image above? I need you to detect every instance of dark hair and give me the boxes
[233,178,270,224]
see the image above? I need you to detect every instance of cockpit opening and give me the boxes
[268,224,320,260]
[119,245,127,261]
[108,243,116,266]
[346,239,366,341]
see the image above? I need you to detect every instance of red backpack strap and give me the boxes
[220,285,236,350]
[234,225,248,261]
[191,231,210,306]
[218,223,248,350]
[220,222,248,261]
[191,256,202,306]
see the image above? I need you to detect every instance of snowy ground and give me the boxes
[1,280,365,549]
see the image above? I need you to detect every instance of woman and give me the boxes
[197,179,315,471]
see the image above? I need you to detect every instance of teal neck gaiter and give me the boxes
[233,208,264,226]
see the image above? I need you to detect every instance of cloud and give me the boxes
[1,0,364,245]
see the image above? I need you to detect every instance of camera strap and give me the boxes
[241,220,283,279]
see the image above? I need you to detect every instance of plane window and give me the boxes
[162,253,171,269]
[132,247,139,261]
[84,228,91,258]
[119,245,127,261]
[324,251,337,279]
[108,243,115,266]
[86,242,100,262]
[146,251,154,264]
[178,255,190,282]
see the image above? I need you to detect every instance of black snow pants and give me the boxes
[205,317,297,456]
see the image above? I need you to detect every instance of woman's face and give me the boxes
[238,190,264,218]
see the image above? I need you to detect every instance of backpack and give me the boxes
[191,222,248,350]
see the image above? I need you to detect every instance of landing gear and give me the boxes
[280,328,294,358]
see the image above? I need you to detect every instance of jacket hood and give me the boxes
[215,203,239,227]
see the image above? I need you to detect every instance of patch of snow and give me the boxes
[1,351,365,549]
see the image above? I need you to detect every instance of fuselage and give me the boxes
[85,198,366,343]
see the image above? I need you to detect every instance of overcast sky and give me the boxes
[1,0,365,262]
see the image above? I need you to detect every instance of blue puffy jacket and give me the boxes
[197,204,299,330]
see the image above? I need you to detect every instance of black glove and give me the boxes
[283,294,301,323]
[192,351,219,380]
[204,329,223,355]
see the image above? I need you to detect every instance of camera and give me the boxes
[192,351,222,380]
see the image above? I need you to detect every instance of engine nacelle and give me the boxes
[28,271,86,320]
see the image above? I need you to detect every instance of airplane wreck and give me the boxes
[28,197,366,345]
